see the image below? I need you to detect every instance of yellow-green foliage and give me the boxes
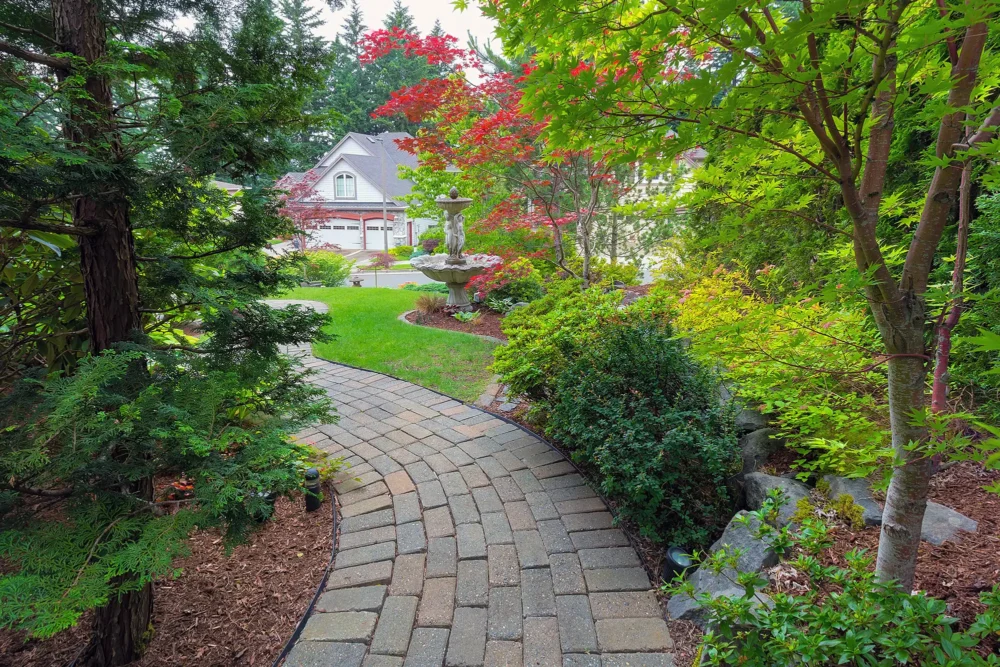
[831,493,866,530]
[790,497,817,525]
[664,267,892,478]
[816,478,832,496]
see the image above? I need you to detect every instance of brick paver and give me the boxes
[270,300,673,665]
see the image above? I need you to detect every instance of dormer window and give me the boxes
[335,173,356,199]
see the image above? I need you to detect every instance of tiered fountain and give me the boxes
[410,188,500,311]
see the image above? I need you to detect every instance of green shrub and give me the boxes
[567,256,642,286]
[304,250,354,287]
[671,500,1000,666]
[389,245,413,259]
[669,267,891,479]
[401,282,449,294]
[545,323,739,545]
[493,279,626,399]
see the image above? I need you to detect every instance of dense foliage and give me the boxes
[0,316,333,638]
[0,0,339,660]
[546,323,739,545]
[304,249,355,287]
[666,267,890,479]
[479,0,1000,589]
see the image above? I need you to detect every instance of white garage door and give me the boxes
[365,223,393,252]
[312,222,363,249]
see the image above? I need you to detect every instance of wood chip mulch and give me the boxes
[1,493,333,667]
[405,307,507,341]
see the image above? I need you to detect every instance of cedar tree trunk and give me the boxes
[52,0,150,663]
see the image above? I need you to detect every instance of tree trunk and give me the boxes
[874,352,931,590]
[53,0,149,663]
[53,0,141,353]
[78,582,154,667]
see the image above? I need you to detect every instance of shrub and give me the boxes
[567,256,642,286]
[545,322,739,545]
[414,294,446,315]
[453,311,481,323]
[389,245,413,259]
[671,499,1000,666]
[368,252,396,271]
[304,250,354,287]
[469,257,546,303]
[667,268,890,479]
[401,282,449,294]
[493,279,627,399]
[422,238,441,253]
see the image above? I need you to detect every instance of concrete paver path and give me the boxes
[270,301,674,667]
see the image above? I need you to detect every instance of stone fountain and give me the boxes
[410,188,501,311]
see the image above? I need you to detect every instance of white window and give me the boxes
[319,224,331,229]
[347,225,359,230]
[334,173,356,199]
[333,225,346,230]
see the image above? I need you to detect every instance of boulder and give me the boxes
[744,473,811,527]
[739,428,783,474]
[735,409,768,433]
[920,501,978,546]
[709,510,779,572]
[666,511,777,627]
[821,475,883,526]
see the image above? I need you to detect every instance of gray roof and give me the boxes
[300,132,420,205]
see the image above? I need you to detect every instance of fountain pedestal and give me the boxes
[411,187,501,311]
[410,256,496,310]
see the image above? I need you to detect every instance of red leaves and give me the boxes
[358,28,474,69]
[569,60,591,77]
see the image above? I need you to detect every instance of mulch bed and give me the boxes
[0,493,333,667]
[405,307,507,341]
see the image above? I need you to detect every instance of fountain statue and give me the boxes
[410,188,501,311]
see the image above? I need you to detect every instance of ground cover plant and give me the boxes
[285,287,496,401]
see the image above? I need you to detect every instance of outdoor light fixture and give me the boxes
[304,467,322,512]
[663,546,694,581]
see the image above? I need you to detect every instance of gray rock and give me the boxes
[666,567,763,627]
[744,473,810,527]
[510,301,530,310]
[739,429,783,474]
[821,475,883,526]
[709,510,778,573]
[921,501,978,545]
[735,409,767,433]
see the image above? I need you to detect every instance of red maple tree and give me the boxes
[360,29,639,286]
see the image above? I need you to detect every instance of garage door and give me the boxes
[312,222,363,249]
[365,223,393,252]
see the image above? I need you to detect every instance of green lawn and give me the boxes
[358,262,412,271]
[283,286,497,402]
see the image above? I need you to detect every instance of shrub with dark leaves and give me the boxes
[545,323,739,546]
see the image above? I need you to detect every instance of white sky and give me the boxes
[314,0,500,52]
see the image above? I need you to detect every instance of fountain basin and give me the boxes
[411,254,501,311]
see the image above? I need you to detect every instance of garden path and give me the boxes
[270,300,674,667]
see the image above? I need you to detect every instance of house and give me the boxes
[280,132,438,251]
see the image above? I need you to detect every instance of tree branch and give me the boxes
[1,218,97,236]
[0,39,70,69]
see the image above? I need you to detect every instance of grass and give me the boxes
[358,262,412,271]
[283,286,497,402]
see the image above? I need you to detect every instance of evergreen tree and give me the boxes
[279,0,338,168]
[382,0,417,31]
[0,0,335,663]
[430,19,445,37]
